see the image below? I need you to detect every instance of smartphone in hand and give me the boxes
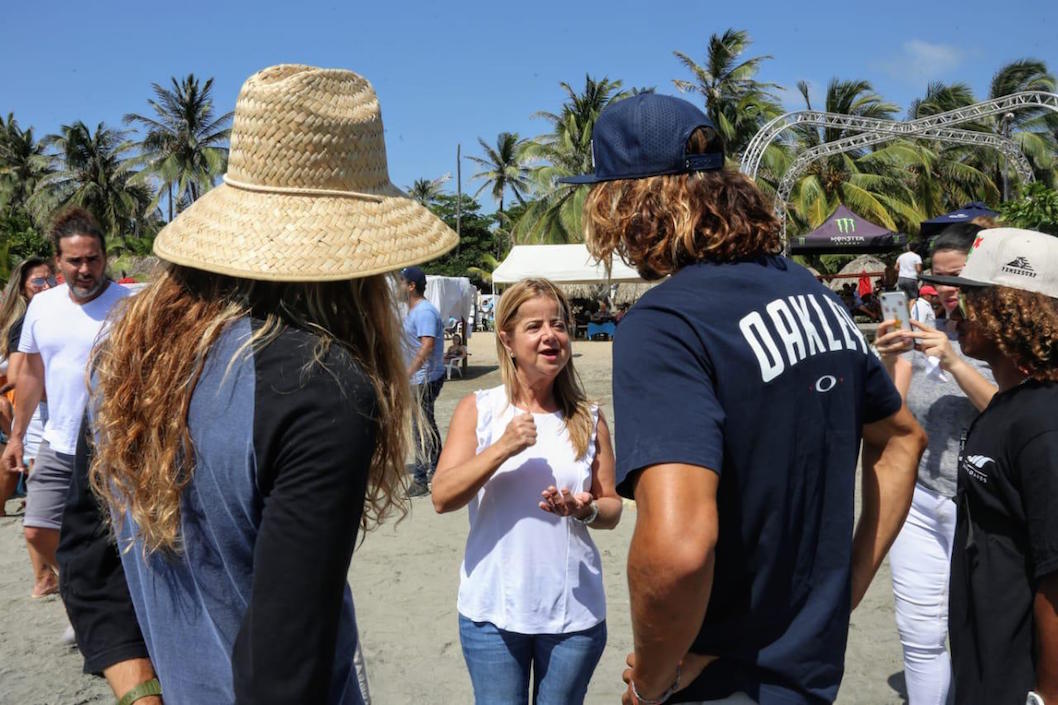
[879,291,912,350]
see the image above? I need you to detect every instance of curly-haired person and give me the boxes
[569,92,926,705]
[921,228,1058,705]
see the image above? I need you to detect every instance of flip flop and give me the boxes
[31,579,60,599]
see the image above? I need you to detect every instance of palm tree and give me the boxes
[32,121,157,246]
[785,79,921,234]
[0,114,51,216]
[513,76,631,244]
[466,253,502,286]
[406,175,449,206]
[906,82,999,215]
[124,74,232,221]
[985,59,1058,189]
[672,28,785,159]
[467,132,529,216]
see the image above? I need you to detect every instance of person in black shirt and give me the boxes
[59,64,457,705]
[566,92,926,705]
[920,227,1058,705]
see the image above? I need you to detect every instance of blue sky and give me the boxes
[3,0,1055,211]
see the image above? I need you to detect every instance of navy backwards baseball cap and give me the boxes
[558,93,725,185]
[400,266,427,289]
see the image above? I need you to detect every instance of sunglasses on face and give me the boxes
[30,276,57,288]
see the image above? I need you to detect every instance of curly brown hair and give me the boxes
[583,129,782,280]
[90,264,411,554]
[964,286,1058,382]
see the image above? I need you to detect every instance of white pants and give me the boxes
[889,484,957,705]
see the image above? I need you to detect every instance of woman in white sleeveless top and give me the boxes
[433,278,622,705]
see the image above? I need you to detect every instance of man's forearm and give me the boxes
[104,658,162,704]
[10,370,44,439]
[407,349,428,377]
[851,433,920,608]
[628,524,715,696]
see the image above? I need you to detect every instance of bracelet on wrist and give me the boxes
[573,500,599,525]
[116,678,162,705]
[631,664,681,705]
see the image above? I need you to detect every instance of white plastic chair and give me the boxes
[445,353,466,380]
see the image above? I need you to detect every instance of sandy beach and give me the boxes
[0,332,909,705]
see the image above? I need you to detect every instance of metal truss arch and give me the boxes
[737,91,1058,246]
[740,91,1058,178]
[774,128,1035,238]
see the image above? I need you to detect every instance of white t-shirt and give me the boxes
[910,297,936,326]
[458,385,605,634]
[896,251,922,279]
[19,282,131,454]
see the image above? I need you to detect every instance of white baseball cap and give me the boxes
[920,227,1058,298]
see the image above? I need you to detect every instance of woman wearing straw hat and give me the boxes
[57,65,457,705]
[432,278,622,705]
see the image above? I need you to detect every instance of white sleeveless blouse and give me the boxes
[457,385,606,634]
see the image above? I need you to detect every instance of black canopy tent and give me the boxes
[789,205,907,255]
[919,202,998,239]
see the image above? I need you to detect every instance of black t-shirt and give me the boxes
[613,256,902,705]
[950,380,1058,705]
[6,314,24,357]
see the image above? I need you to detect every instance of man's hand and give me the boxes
[621,651,717,704]
[2,436,24,474]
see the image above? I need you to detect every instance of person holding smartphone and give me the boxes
[874,223,997,705]
[919,227,1058,705]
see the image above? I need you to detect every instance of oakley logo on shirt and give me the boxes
[739,294,869,383]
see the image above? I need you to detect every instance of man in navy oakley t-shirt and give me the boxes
[569,93,926,705]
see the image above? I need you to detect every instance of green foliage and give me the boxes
[31,121,158,247]
[1,208,50,259]
[514,75,630,244]
[998,182,1058,235]
[672,28,785,159]
[467,132,530,214]
[124,74,232,221]
[420,193,501,288]
[0,207,51,283]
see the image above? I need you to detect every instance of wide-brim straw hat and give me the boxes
[153,64,458,281]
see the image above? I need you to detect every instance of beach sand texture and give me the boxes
[0,334,908,704]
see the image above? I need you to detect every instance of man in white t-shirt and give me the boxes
[910,284,938,326]
[896,243,923,301]
[1,207,130,598]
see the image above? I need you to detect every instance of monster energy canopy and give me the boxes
[789,204,907,255]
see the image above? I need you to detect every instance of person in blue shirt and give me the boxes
[564,93,927,705]
[401,266,447,498]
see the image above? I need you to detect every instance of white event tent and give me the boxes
[491,244,643,285]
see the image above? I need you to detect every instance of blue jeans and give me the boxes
[458,615,606,705]
[411,376,444,485]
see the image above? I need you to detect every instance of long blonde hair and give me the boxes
[89,263,410,554]
[495,279,594,459]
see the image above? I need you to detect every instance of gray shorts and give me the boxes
[23,439,75,530]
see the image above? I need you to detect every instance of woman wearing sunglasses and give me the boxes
[0,258,56,591]
[873,223,997,705]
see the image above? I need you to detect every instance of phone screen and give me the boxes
[879,292,912,349]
